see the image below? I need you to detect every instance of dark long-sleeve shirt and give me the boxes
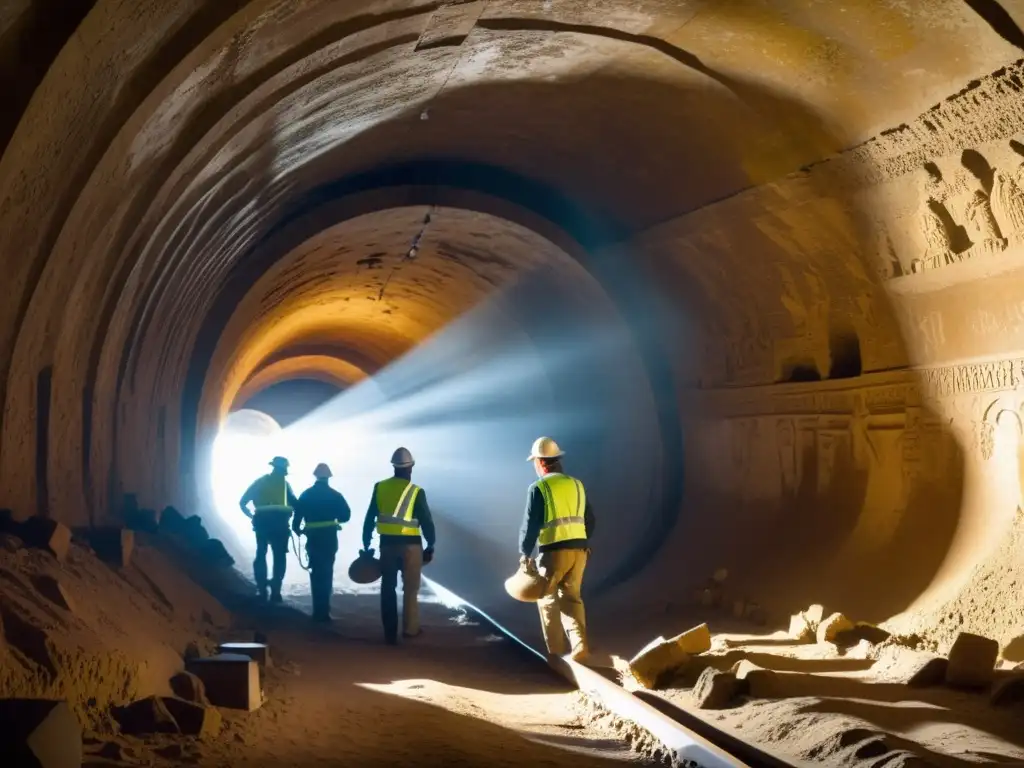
[292,479,351,533]
[362,483,436,549]
[519,479,594,556]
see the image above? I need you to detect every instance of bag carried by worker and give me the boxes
[504,558,547,602]
[348,548,382,584]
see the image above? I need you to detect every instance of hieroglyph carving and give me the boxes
[919,358,1024,399]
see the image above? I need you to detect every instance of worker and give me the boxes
[519,437,595,663]
[362,447,436,645]
[293,463,351,623]
[239,456,298,603]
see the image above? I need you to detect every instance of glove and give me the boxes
[519,554,534,568]
[423,547,434,565]
[361,547,374,558]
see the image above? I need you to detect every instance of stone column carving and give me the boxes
[990,169,1024,244]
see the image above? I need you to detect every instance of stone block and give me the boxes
[991,673,1024,706]
[906,656,948,688]
[32,575,75,613]
[0,699,82,768]
[817,612,854,644]
[202,539,234,567]
[627,637,691,690]
[88,528,133,568]
[158,507,186,535]
[671,623,712,655]
[218,642,270,668]
[185,654,262,711]
[691,668,739,709]
[112,696,179,735]
[161,697,221,739]
[183,516,210,546]
[743,667,780,698]
[731,659,765,680]
[804,604,825,629]
[788,613,814,642]
[946,632,998,689]
[170,672,209,705]
[19,517,71,561]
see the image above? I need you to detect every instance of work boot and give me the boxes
[312,613,332,624]
[257,586,269,602]
[270,589,283,604]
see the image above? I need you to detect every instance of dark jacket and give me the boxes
[519,476,595,556]
[362,480,437,550]
[293,479,351,534]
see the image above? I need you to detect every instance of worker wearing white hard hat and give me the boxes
[362,446,437,644]
[292,462,352,623]
[520,436,595,663]
[239,456,299,603]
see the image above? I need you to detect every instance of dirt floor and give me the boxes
[606,618,1024,768]
[0,531,650,768]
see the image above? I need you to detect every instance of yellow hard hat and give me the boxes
[527,437,563,461]
[313,463,332,479]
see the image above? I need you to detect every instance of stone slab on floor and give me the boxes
[0,699,82,768]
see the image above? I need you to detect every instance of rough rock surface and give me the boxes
[691,668,740,709]
[817,612,855,644]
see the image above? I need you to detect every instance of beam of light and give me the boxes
[208,267,665,622]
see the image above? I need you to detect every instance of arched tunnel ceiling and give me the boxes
[2,0,1024,657]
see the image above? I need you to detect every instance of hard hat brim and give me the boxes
[527,451,563,461]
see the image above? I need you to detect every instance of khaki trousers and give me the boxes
[536,548,589,657]
[380,543,423,640]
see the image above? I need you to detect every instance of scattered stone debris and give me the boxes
[158,507,186,536]
[88,527,134,568]
[162,696,222,739]
[618,623,712,690]
[112,696,180,736]
[691,667,740,709]
[202,538,234,567]
[788,603,825,642]
[945,632,998,689]
[0,699,82,768]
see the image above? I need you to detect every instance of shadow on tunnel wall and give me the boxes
[171,64,968,642]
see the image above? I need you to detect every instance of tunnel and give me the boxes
[4,1,1024,766]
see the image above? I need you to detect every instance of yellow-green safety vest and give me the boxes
[253,474,291,515]
[375,478,422,537]
[536,473,587,546]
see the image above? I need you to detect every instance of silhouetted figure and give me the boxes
[240,456,297,603]
[293,463,351,623]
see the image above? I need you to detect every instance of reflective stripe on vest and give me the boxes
[254,474,291,515]
[536,473,587,546]
[375,478,422,537]
[304,519,338,530]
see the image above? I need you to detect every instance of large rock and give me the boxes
[182,516,210,546]
[0,699,82,768]
[19,517,71,561]
[202,538,234,567]
[112,696,179,735]
[788,613,814,642]
[158,507,186,535]
[946,632,999,689]
[804,604,825,629]
[161,697,221,739]
[626,636,691,690]
[170,672,209,705]
[990,674,1024,706]
[88,528,133,568]
[672,623,712,655]
[817,612,855,644]
[691,668,739,709]
[906,656,948,688]
[731,659,777,697]
[186,654,262,711]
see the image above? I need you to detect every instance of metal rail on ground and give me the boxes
[425,578,795,768]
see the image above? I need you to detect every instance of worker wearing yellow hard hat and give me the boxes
[293,463,352,623]
[362,447,437,645]
[239,456,298,603]
[520,437,595,663]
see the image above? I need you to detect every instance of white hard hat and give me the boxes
[391,447,415,468]
[313,463,332,479]
[527,437,563,461]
